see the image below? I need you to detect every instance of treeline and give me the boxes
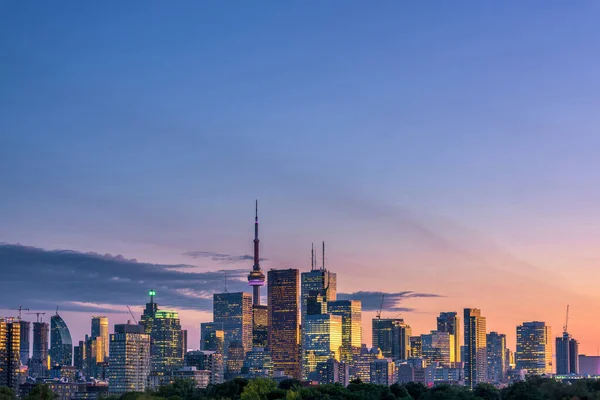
[4,376,600,400]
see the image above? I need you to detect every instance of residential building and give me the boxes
[30,321,49,378]
[185,350,224,385]
[107,323,151,394]
[487,332,506,383]
[370,358,396,385]
[516,321,552,375]
[0,318,20,389]
[410,336,422,358]
[173,366,211,388]
[437,312,461,362]
[464,308,486,388]
[50,313,73,367]
[19,321,30,366]
[302,314,342,379]
[421,330,455,365]
[213,292,253,354]
[556,332,579,375]
[327,300,362,363]
[91,317,109,361]
[243,347,273,377]
[372,318,411,360]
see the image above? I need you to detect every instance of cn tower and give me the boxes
[247,200,266,305]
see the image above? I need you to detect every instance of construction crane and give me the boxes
[126,306,138,324]
[11,306,29,320]
[26,312,46,323]
[376,294,385,319]
[563,305,570,334]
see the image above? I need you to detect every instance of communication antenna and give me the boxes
[311,243,315,271]
[322,241,325,271]
[224,271,228,293]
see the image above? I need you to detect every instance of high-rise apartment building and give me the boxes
[464,308,487,388]
[327,300,362,363]
[516,321,552,375]
[91,316,109,361]
[556,332,579,375]
[30,321,49,377]
[268,268,300,379]
[213,292,253,354]
[410,336,422,359]
[0,318,21,389]
[302,314,342,379]
[185,350,224,385]
[200,322,224,353]
[372,318,411,360]
[108,324,151,394]
[225,341,245,376]
[252,305,268,348]
[370,359,396,386]
[421,331,455,365]
[487,332,506,383]
[50,313,73,367]
[437,312,461,362]
[19,320,30,366]
[300,243,337,328]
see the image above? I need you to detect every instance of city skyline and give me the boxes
[3,0,600,365]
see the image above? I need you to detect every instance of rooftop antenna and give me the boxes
[224,271,228,293]
[311,243,315,271]
[56,305,59,315]
[149,289,156,303]
[322,241,325,271]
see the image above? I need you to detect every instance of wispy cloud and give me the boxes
[338,291,443,312]
[183,251,267,263]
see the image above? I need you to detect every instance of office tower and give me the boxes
[421,331,455,365]
[252,305,268,348]
[410,336,422,358]
[487,332,506,383]
[0,318,21,389]
[464,308,487,388]
[19,320,30,366]
[327,300,362,363]
[50,312,73,367]
[302,314,342,379]
[243,347,273,377]
[316,358,350,386]
[182,330,188,359]
[437,312,461,362]
[247,201,266,305]
[150,310,184,373]
[30,321,49,377]
[225,341,245,376]
[213,292,253,354]
[370,359,396,385]
[91,316,108,361]
[301,243,337,328]
[352,346,383,382]
[556,332,579,375]
[268,268,300,379]
[372,318,412,360]
[108,324,151,394]
[200,322,224,353]
[516,321,552,375]
[185,350,224,385]
[73,341,84,371]
[83,334,106,378]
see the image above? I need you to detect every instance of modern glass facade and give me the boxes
[50,313,73,367]
[91,316,109,361]
[372,318,411,360]
[301,270,337,328]
[31,321,49,377]
[437,312,461,362]
[108,324,150,394]
[268,269,300,379]
[302,314,342,379]
[486,332,506,383]
[370,359,396,386]
[213,292,253,354]
[0,318,21,389]
[464,308,487,388]
[421,331,455,365]
[19,320,30,366]
[252,305,268,348]
[410,336,422,358]
[150,310,184,373]
[327,300,362,363]
[556,332,579,375]
[516,321,552,375]
[243,347,273,377]
[185,350,224,385]
[200,322,224,353]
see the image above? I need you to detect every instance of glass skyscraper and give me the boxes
[200,322,224,353]
[301,269,337,328]
[516,321,552,375]
[302,314,342,379]
[91,316,109,361]
[372,318,411,360]
[327,300,362,363]
[50,313,73,367]
[421,330,455,365]
[556,332,579,375]
[486,332,506,383]
[108,324,151,394]
[0,318,21,389]
[437,312,461,362]
[19,320,30,366]
[252,305,268,348]
[213,292,253,354]
[464,308,487,388]
[268,268,300,379]
[30,321,49,377]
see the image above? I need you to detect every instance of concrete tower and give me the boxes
[247,200,266,305]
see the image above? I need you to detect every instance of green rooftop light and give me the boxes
[149,290,156,296]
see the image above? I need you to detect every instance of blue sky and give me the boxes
[2,1,600,351]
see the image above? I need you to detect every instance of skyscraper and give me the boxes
[252,305,268,348]
[247,201,266,306]
[91,316,109,361]
[487,332,506,383]
[19,320,30,366]
[50,312,73,367]
[268,268,300,379]
[437,312,461,362]
[464,308,486,388]
[421,331,455,365]
[516,321,552,375]
[108,323,151,394]
[556,332,579,375]
[300,243,337,328]
[30,321,49,377]
[213,292,253,354]
[372,318,411,360]
[410,336,422,359]
[302,314,342,379]
[327,300,362,363]
[200,322,224,353]
[0,318,21,389]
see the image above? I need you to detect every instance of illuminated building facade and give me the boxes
[50,313,73,367]
[252,305,268,348]
[516,321,552,375]
[225,341,245,376]
[300,243,337,328]
[370,358,396,385]
[464,308,487,388]
[410,336,422,358]
[302,314,342,379]
[0,318,21,389]
[185,350,224,384]
[352,346,382,382]
[213,292,253,354]
[150,310,184,373]
[486,332,506,383]
[30,321,49,377]
[243,347,273,377]
[108,324,151,394]
[421,330,455,365]
[200,322,224,353]
[327,300,362,363]
[19,320,30,366]
[268,268,300,379]
[372,318,412,360]
[91,316,109,361]
[437,312,461,362]
[556,332,579,375]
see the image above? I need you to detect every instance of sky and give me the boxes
[2,1,600,358]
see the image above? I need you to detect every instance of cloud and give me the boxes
[0,244,250,313]
[337,291,443,312]
[183,251,267,263]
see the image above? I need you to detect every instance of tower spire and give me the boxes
[311,243,315,271]
[322,241,325,271]
[248,200,266,305]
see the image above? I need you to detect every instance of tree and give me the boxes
[241,378,277,400]
[403,382,428,400]
[391,383,411,400]
[473,383,500,400]
[24,385,58,400]
[0,387,17,400]
[278,380,301,391]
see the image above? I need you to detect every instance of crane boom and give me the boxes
[376,294,385,319]
[563,304,569,334]
[127,306,138,324]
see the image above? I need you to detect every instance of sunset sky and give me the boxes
[2,1,600,357]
